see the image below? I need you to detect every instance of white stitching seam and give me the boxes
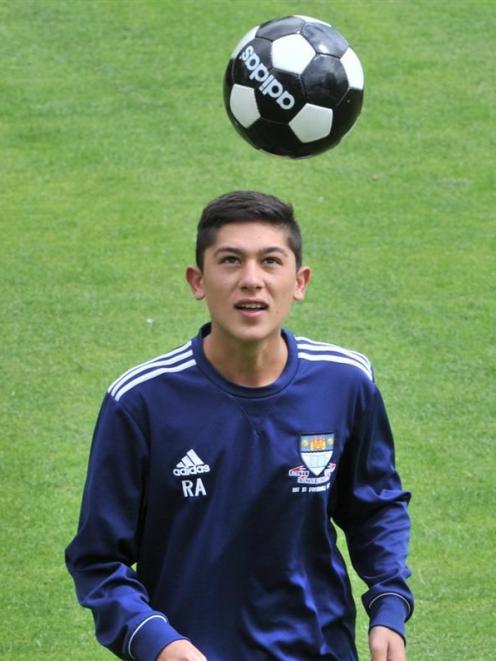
[128,614,168,660]
[368,592,412,616]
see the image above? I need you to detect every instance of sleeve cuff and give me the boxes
[127,614,187,661]
[368,594,410,640]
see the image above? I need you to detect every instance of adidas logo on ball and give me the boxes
[239,45,295,110]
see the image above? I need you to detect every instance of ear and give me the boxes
[293,266,312,302]
[185,266,205,300]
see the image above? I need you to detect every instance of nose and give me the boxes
[239,259,263,291]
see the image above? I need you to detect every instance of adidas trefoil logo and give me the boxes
[173,449,211,477]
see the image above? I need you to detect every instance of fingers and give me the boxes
[369,626,406,661]
[156,639,207,661]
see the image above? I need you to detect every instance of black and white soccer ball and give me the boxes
[224,15,364,158]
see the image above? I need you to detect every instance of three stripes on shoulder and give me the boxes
[109,342,195,402]
[296,337,374,381]
[108,337,373,403]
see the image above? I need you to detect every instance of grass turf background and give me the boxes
[0,0,494,658]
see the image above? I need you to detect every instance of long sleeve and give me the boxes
[332,381,414,639]
[65,394,185,660]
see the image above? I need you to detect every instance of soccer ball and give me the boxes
[224,15,364,159]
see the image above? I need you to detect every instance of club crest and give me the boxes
[299,434,334,476]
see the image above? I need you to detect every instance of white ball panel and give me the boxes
[294,15,331,27]
[230,26,259,58]
[229,84,260,128]
[340,47,364,90]
[271,34,315,75]
[289,104,333,143]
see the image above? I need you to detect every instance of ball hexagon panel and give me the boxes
[289,104,333,143]
[271,34,315,75]
[229,84,260,128]
[302,55,349,107]
[256,16,305,41]
[292,130,342,158]
[302,22,348,58]
[340,48,364,90]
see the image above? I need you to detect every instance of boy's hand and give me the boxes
[157,639,207,661]
[369,626,406,661]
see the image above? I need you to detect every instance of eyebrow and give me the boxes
[213,246,289,257]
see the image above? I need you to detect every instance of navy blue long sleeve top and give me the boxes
[66,326,413,660]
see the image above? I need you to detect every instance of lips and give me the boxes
[234,300,268,311]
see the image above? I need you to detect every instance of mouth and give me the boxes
[234,301,269,312]
[234,301,269,315]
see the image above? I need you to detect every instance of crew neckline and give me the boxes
[191,323,299,399]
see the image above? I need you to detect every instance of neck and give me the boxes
[203,327,288,387]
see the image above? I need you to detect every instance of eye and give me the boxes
[263,256,282,265]
[219,255,240,264]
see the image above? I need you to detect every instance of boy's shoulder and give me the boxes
[107,340,196,404]
[294,334,374,383]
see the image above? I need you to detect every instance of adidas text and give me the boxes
[173,464,210,477]
[239,45,295,110]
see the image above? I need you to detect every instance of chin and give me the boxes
[231,324,280,344]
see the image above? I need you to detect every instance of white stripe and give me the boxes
[368,592,412,616]
[114,360,196,402]
[296,337,370,370]
[128,614,168,660]
[298,352,373,381]
[182,455,195,468]
[187,449,204,466]
[108,341,191,394]
[109,348,193,397]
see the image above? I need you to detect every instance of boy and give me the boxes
[66,190,413,661]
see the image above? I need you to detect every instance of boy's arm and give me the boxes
[65,395,186,660]
[333,381,414,641]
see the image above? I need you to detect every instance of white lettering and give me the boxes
[194,478,207,497]
[249,62,270,82]
[276,90,295,110]
[181,478,207,498]
[240,45,254,61]
[173,465,210,477]
[245,53,260,71]
[239,46,295,111]
[262,79,283,98]
[260,74,274,91]
[181,480,194,497]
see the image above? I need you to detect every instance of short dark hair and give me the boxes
[195,190,302,269]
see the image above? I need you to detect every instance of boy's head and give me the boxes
[196,190,303,270]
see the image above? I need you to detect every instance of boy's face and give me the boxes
[186,222,311,346]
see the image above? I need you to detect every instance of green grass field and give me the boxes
[1,0,494,658]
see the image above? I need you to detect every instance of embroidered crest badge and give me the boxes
[299,433,335,476]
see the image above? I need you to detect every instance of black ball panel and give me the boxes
[302,55,349,107]
[230,38,273,87]
[256,16,305,41]
[245,118,304,157]
[255,69,306,123]
[302,23,348,57]
[332,88,364,141]
[224,59,235,94]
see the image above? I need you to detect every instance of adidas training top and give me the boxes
[66,325,413,661]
